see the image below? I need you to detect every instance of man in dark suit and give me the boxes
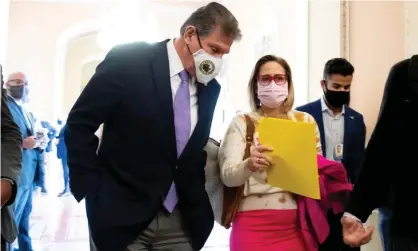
[1,65,23,251]
[65,2,241,251]
[343,55,418,250]
[297,58,366,251]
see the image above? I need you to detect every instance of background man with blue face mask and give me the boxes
[65,2,242,251]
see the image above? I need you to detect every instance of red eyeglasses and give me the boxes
[258,74,287,86]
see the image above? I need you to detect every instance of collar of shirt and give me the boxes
[320,95,345,117]
[8,94,23,106]
[166,39,205,86]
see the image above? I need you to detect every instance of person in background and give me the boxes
[56,120,69,197]
[4,71,41,251]
[218,55,352,251]
[297,58,366,251]
[31,120,58,195]
[32,124,49,194]
[1,64,23,251]
[40,120,57,153]
[27,117,50,195]
[343,55,418,250]
[65,2,241,250]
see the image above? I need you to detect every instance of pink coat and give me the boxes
[297,155,353,251]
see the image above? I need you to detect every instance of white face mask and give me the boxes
[193,49,223,84]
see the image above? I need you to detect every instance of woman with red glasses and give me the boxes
[218,55,323,251]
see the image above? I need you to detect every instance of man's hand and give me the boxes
[23,136,37,149]
[1,179,13,207]
[342,216,374,247]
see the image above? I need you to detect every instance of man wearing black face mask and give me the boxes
[297,58,366,251]
[4,71,40,251]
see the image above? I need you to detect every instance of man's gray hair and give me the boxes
[180,2,242,41]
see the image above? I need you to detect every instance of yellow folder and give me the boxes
[257,117,320,199]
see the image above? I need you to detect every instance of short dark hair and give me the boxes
[248,55,294,112]
[323,58,354,80]
[180,2,242,41]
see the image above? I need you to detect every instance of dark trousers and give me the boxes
[37,161,46,191]
[319,211,360,251]
[1,236,9,251]
[33,152,46,191]
[61,157,69,192]
[13,188,33,251]
[392,237,418,251]
[379,208,393,251]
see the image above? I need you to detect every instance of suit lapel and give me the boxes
[24,110,35,135]
[150,40,220,160]
[180,79,220,159]
[151,40,177,159]
[312,100,326,156]
[343,107,354,160]
[7,97,33,136]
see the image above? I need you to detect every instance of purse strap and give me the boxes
[243,114,255,158]
[221,114,255,228]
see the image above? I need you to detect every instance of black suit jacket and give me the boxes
[346,57,418,240]
[296,100,366,183]
[65,40,220,251]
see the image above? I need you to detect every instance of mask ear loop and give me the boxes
[195,29,203,48]
[322,80,329,95]
[186,28,204,55]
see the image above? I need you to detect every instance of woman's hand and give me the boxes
[248,145,274,172]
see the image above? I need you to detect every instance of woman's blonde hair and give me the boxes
[248,55,294,112]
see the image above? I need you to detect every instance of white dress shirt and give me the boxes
[166,39,206,137]
[320,96,345,161]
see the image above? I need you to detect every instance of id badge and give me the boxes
[334,143,343,161]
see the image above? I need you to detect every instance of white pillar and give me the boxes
[404,1,418,58]
[291,0,309,108]
[0,0,11,67]
[308,0,343,101]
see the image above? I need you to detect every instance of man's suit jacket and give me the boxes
[65,40,220,251]
[56,125,67,159]
[296,100,366,184]
[6,97,38,192]
[346,56,418,240]
[1,89,23,243]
